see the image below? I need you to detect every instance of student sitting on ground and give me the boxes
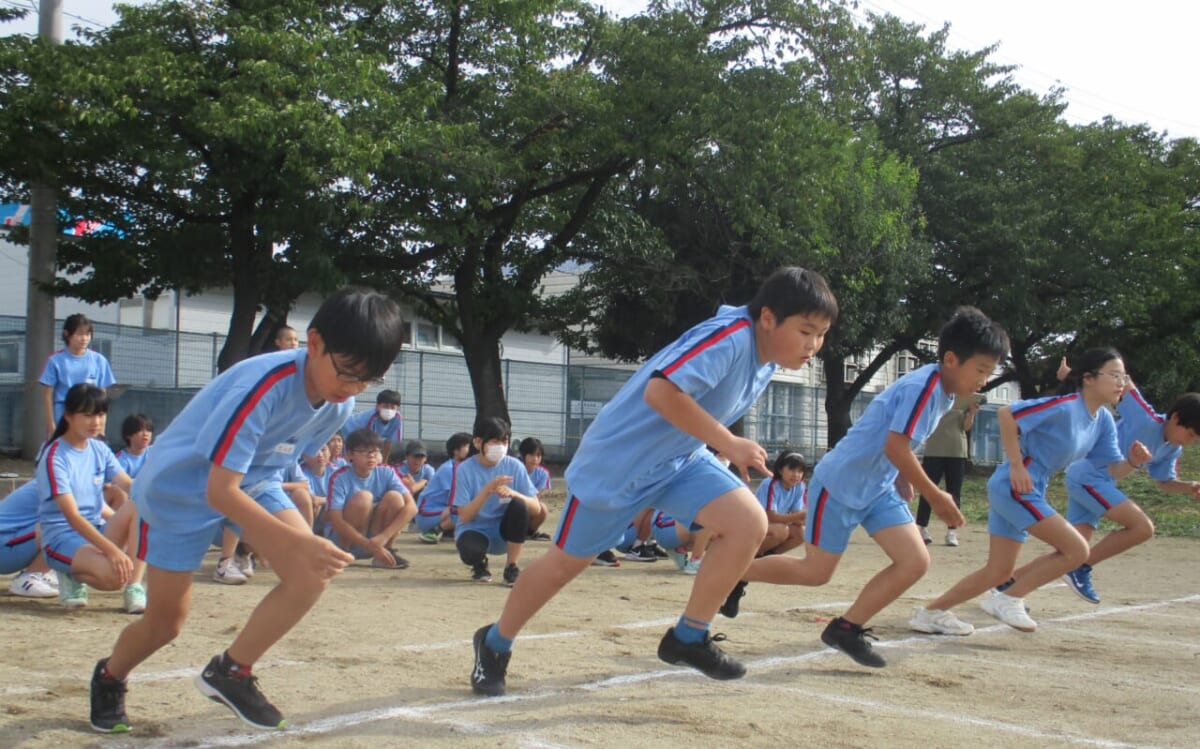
[416,432,472,544]
[327,429,415,569]
[396,440,435,499]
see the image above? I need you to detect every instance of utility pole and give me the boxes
[21,0,63,458]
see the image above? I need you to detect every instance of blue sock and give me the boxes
[485,623,514,654]
[673,615,709,645]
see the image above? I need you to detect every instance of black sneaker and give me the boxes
[656,628,746,680]
[624,543,658,563]
[502,563,520,587]
[649,541,669,559]
[471,625,511,696]
[591,550,620,567]
[526,530,551,541]
[195,655,286,729]
[441,528,455,541]
[719,581,748,619]
[820,617,886,668]
[472,561,492,582]
[90,658,131,733]
[388,551,410,570]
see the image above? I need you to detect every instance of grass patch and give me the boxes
[960,446,1200,538]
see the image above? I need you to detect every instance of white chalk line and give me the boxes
[936,652,1200,698]
[171,592,1200,749]
[741,682,1167,749]
[0,659,308,697]
[1050,625,1200,650]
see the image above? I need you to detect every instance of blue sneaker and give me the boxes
[1063,564,1099,604]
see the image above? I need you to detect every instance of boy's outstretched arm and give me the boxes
[884,432,965,529]
[643,377,769,481]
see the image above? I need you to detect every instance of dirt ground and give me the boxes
[2,491,1198,749]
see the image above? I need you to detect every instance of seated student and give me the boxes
[621,507,670,562]
[416,432,472,544]
[516,437,551,541]
[114,414,153,479]
[326,433,347,470]
[2,480,59,598]
[341,389,403,461]
[452,417,539,586]
[279,460,319,531]
[754,451,808,556]
[396,440,435,499]
[38,384,146,613]
[273,325,299,351]
[327,429,415,569]
[300,445,331,532]
[652,510,714,574]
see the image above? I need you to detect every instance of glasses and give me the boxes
[350,448,382,456]
[1093,370,1131,384]
[327,352,385,386]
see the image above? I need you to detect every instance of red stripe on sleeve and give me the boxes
[661,319,750,377]
[209,362,298,466]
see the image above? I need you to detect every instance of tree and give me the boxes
[0,0,398,370]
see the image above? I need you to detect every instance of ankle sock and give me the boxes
[673,615,709,645]
[485,624,514,654]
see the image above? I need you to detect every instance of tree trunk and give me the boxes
[823,355,853,448]
[460,329,512,426]
[216,199,263,372]
[249,308,288,355]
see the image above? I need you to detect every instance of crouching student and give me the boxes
[327,429,415,569]
[416,432,472,544]
[652,510,713,574]
[2,480,59,598]
[300,445,331,533]
[38,384,145,612]
[396,440,435,499]
[754,451,808,556]
[452,417,539,586]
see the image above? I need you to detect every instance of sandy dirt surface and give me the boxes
[2,493,1198,749]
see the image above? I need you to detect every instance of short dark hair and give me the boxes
[445,432,473,455]
[518,437,544,458]
[747,267,838,325]
[473,416,511,445]
[772,450,807,475]
[62,313,94,344]
[309,288,404,380]
[376,389,402,406]
[345,428,385,453]
[937,306,1009,364]
[121,413,153,444]
[1167,393,1200,433]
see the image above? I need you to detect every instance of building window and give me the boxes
[0,340,18,373]
[896,351,920,376]
[414,321,439,348]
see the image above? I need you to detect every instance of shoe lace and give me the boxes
[857,627,879,643]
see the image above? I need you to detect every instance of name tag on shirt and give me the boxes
[93,475,104,485]
[274,443,296,455]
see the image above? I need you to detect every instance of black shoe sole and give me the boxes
[819,631,886,668]
[194,674,286,730]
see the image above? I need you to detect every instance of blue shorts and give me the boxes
[554,450,745,558]
[651,514,685,550]
[415,508,450,534]
[1066,475,1127,528]
[804,478,913,554]
[986,474,1057,542]
[43,524,102,575]
[138,483,294,572]
[0,524,39,575]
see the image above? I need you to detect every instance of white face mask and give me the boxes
[377,408,398,422]
[484,444,507,463]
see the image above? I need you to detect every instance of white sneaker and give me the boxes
[919,527,932,545]
[123,582,147,614]
[909,606,974,635]
[981,591,1037,632]
[213,557,248,585]
[945,529,959,547]
[9,571,57,598]
[682,557,702,575]
[234,552,255,579]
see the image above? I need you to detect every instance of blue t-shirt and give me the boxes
[131,349,353,533]
[527,465,551,494]
[38,349,116,423]
[417,459,458,518]
[341,409,403,444]
[327,464,407,511]
[115,447,150,479]
[37,437,123,542]
[397,462,436,486]
[0,481,40,533]
[992,392,1121,496]
[452,455,538,535]
[565,305,776,509]
[813,363,955,509]
[756,477,806,514]
[1066,386,1180,486]
[302,464,330,497]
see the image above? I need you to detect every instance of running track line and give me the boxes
[175,593,1200,748]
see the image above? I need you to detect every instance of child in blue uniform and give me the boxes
[326,433,347,470]
[2,480,58,598]
[39,314,116,437]
[396,440,436,498]
[913,347,1148,635]
[88,288,405,734]
[341,389,403,461]
[416,432,472,543]
[651,510,713,573]
[754,451,808,556]
[300,445,331,531]
[452,417,540,586]
[470,267,838,696]
[114,414,153,479]
[724,307,1008,668]
[326,429,415,569]
[37,385,145,612]
[1011,362,1200,604]
[517,436,552,540]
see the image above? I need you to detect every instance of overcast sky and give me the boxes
[4,0,1197,139]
